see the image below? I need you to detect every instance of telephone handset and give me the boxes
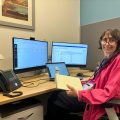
[0,69,23,97]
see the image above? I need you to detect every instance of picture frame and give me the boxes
[0,0,35,30]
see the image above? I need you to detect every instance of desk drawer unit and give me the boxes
[0,104,43,120]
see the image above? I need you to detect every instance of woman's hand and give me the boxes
[81,78,89,82]
[80,77,90,84]
[66,84,77,97]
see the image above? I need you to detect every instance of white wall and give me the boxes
[0,0,80,70]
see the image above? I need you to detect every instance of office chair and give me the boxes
[68,99,120,120]
[102,99,120,120]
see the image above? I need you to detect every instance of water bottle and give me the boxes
[55,66,60,74]
[55,67,60,82]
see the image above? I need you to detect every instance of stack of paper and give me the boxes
[55,74,83,90]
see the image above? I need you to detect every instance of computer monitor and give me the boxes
[51,42,88,67]
[13,37,48,73]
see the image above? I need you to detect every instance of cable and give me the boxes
[21,75,49,88]
[3,91,23,98]
[21,78,48,83]
[22,80,48,88]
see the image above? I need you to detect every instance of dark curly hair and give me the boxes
[99,29,120,52]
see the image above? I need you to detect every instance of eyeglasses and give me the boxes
[101,38,116,44]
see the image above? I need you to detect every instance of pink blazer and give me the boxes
[78,54,120,120]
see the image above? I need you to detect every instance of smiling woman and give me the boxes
[99,29,120,58]
[45,29,120,120]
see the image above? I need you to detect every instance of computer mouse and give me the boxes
[76,73,83,77]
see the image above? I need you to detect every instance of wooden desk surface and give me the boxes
[0,80,56,105]
[0,69,93,105]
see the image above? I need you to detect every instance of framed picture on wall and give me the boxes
[0,0,35,30]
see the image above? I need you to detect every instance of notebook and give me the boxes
[55,74,83,90]
[46,62,69,80]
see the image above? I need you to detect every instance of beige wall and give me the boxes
[0,0,80,70]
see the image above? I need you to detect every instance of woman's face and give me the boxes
[101,31,118,57]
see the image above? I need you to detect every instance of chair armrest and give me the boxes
[105,99,120,106]
[107,99,120,105]
[104,99,120,120]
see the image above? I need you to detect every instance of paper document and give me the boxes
[55,74,83,90]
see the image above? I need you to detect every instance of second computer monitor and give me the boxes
[51,42,88,67]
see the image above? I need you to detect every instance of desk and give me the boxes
[68,67,91,76]
[0,80,56,105]
[0,69,93,105]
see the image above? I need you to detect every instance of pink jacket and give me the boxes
[78,54,120,120]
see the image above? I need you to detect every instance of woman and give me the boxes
[45,29,120,120]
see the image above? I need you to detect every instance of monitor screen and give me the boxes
[51,42,88,67]
[13,37,48,73]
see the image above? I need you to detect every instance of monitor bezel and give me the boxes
[12,37,48,74]
[51,41,88,67]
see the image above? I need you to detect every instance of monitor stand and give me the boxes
[16,69,43,79]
